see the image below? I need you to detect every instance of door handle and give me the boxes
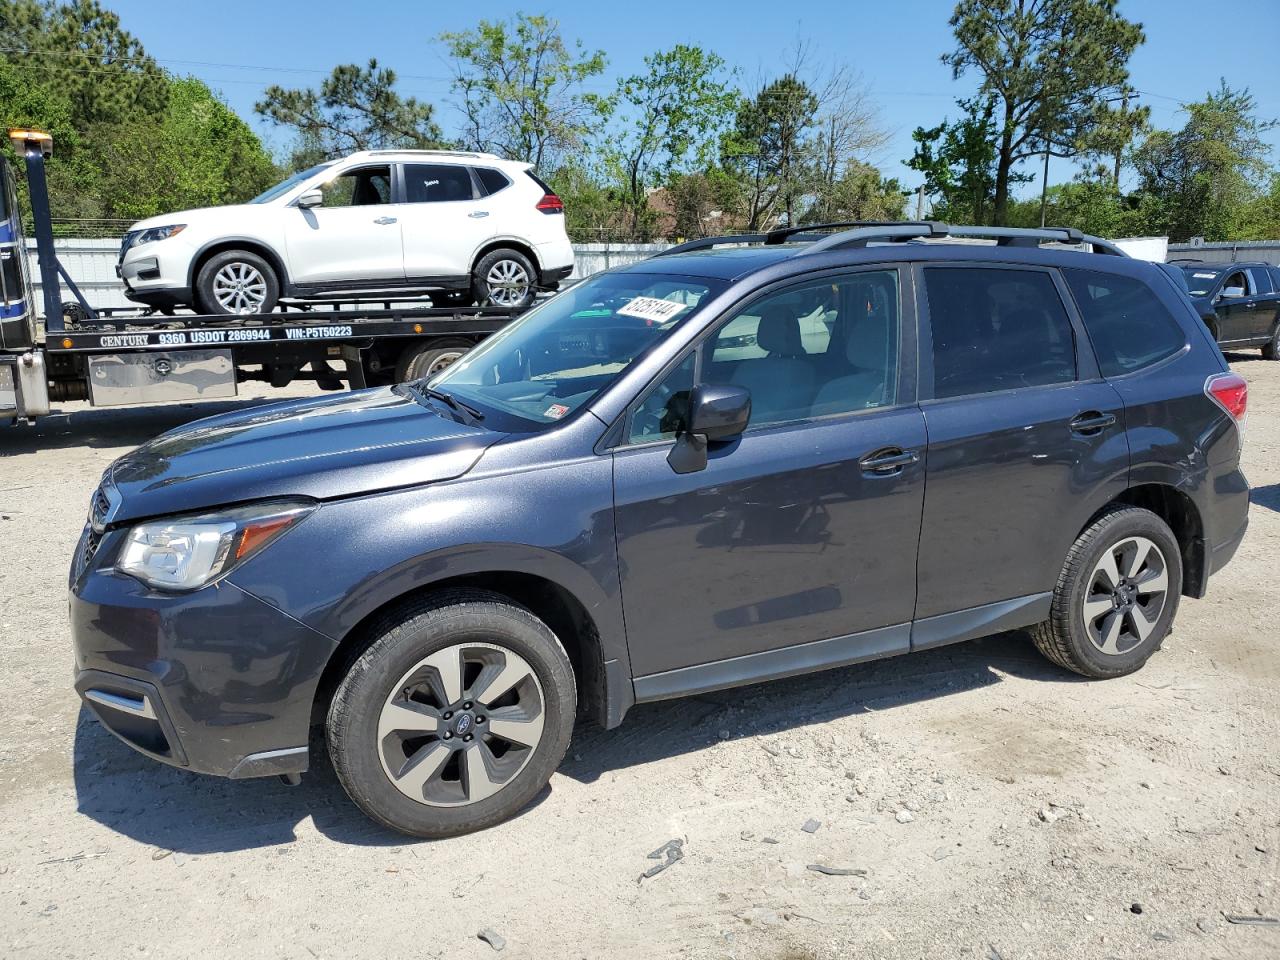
[373,216,397,225]
[859,447,919,475]
[468,211,490,219]
[1069,411,1117,435]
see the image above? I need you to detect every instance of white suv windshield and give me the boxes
[248,161,338,204]
[431,271,721,428]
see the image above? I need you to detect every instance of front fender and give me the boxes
[227,453,629,681]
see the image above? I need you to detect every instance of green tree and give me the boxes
[943,0,1145,224]
[665,168,745,238]
[802,162,905,223]
[440,13,607,169]
[1,0,168,126]
[1131,81,1276,241]
[256,59,443,166]
[603,45,738,238]
[98,77,278,219]
[907,96,1004,223]
[724,75,818,228]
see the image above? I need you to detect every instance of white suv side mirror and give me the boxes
[296,190,323,209]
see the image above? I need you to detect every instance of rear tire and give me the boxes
[327,590,577,838]
[195,249,279,315]
[394,339,471,382]
[1262,323,1280,360]
[471,248,537,309]
[1031,505,1182,679]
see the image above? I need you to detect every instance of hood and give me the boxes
[106,388,501,523]
[128,205,256,231]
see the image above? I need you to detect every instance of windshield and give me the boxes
[431,271,722,429]
[248,161,338,204]
[1179,265,1224,297]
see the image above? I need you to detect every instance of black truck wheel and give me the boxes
[395,340,472,382]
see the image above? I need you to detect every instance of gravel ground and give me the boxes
[1,358,1278,960]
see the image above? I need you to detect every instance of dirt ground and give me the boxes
[1,357,1278,960]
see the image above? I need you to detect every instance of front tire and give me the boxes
[1031,506,1182,679]
[326,591,576,838]
[194,249,280,316]
[471,248,537,309]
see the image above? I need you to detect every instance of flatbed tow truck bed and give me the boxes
[1,128,540,426]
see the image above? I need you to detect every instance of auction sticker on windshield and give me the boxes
[616,297,690,325]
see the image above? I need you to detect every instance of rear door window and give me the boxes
[404,164,477,203]
[1248,267,1273,295]
[1063,269,1187,377]
[923,267,1076,399]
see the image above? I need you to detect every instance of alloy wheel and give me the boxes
[484,259,531,306]
[212,261,268,314]
[377,642,546,807]
[1081,536,1169,656]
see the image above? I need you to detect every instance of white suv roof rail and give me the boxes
[360,149,506,161]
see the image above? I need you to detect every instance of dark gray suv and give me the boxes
[70,223,1250,838]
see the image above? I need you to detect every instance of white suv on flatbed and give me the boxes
[117,150,575,315]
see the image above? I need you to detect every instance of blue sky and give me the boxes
[109,0,1280,196]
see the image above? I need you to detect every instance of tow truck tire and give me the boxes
[396,340,472,382]
[471,248,536,309]
[195,249,280,316]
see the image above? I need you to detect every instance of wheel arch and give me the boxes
[311,564,627,735]
[188,237,290,296]
[471,238,542,278]
[1091,483,1206,598]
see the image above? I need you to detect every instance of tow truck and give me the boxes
[1,129,533,426]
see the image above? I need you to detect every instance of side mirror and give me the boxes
[296,190,323,209]
[689,383,752,440]
[667,383,751,474]
[1219,285,1245,300]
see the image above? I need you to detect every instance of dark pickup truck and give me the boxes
[1175,261,1280,358]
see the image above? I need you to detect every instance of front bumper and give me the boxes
[71,553,337,778]
[120,284,192,310]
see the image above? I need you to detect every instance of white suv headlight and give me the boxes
[116,500,314,591]
[133,224,187,246]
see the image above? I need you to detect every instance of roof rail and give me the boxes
[652,221,938,258]
[652,221,1130,261]
[362,149,502,160]
[800,223,1129,257]
[652,233,770,257]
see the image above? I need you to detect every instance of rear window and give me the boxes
[1064,269,1187,377]
[476,168,510,196]
[923,267,1076,399]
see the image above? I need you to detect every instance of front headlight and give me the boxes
[133,223,187,246]
[115,499,314,591]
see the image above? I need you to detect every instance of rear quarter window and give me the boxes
[1064,269,1187,377]
[476,167,511,196]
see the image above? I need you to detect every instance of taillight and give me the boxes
[1205,372,1247,422]
[536,193,564,214]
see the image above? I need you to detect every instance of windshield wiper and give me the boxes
[424,385,485,424]
[394,382,484,425]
